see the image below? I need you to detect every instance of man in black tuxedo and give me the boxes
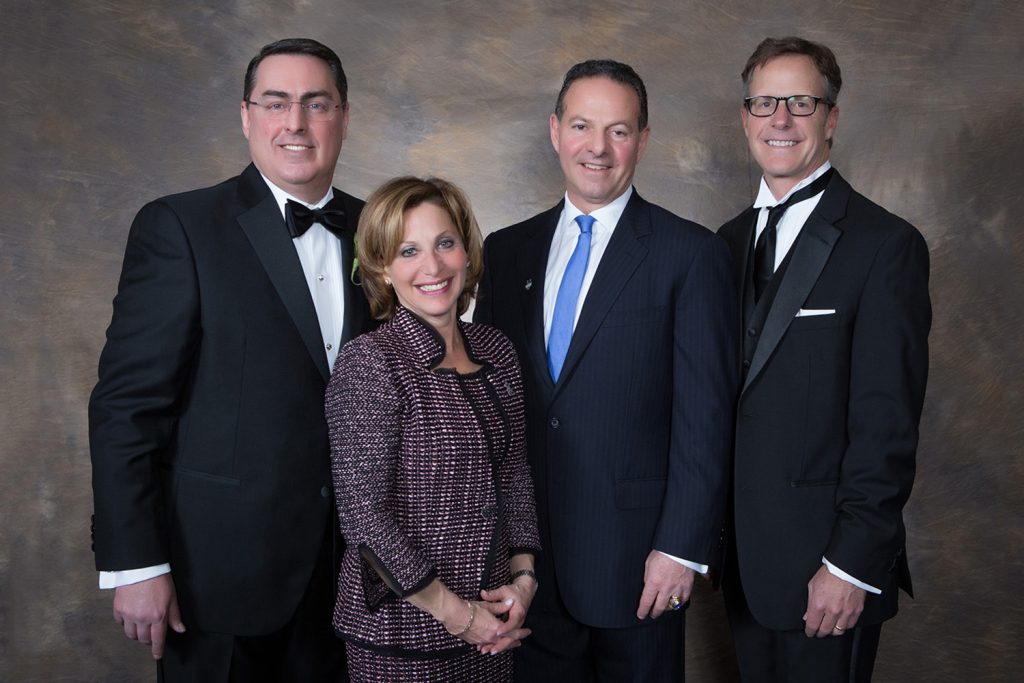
[718,37,931,682]
[475,60,737,682]
[89,38,372,681]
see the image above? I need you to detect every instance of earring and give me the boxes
[384,277,391,286]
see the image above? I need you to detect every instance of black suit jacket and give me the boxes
[89,164,373,635]
[718,170,930,630]
[475,191,737,628]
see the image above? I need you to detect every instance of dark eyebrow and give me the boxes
[258,89,333,101]
[299,90,332,101]
[568,115,634,131]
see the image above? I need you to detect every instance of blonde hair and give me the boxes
[356,176,484,320]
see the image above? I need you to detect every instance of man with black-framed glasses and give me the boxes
[718,36,931,682]
[89,37,372,681]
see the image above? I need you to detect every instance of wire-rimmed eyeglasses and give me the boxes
[244,98,342,120]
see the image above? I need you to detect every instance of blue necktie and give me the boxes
[547,214,595,381]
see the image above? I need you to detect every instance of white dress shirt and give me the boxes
[99,176,347,589]
[543,189,631,344]
[542,187,707,576]
[752,161,881,595]
[752,161,831,271]
[263,177,348,372]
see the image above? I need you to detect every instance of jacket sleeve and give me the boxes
[825,224,931,587]
[89,200,201,570]
[326,340,436,598]
[494,339,540,556]
[653,232,739,564]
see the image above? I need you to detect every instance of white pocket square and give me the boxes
[795,308,836,317]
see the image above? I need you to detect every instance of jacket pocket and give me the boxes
[790,478,838,488]
[166,464,241,486]
[788,313,842,332]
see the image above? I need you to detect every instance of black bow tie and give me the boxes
[285,198,349,239]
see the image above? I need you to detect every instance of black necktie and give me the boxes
[285,198,349,239]
[753,168,834,302]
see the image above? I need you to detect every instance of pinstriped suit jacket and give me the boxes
[475,190,738,628]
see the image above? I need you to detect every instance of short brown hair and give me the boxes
[741,36,842,105]
[356,177,484,321]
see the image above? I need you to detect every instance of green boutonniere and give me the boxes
[350,235,361,285]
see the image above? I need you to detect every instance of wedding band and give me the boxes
[667,595,683,610]
[833,625,845,632]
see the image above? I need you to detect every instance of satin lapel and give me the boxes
[517,203,562,393]
[239,187,331,382]
[742,213,841,395]
[554,193,649,395]
[336,193,367,348]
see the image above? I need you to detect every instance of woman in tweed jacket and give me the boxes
[325,177,540,681]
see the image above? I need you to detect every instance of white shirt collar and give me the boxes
[562,185,634,229]
[259,172,335,220]
[753,161,831,209]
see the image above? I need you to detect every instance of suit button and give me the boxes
[320,486,330,498]
[549,417,560,429]
[742,360,751,368]
[481,505,498,519]
[747,327,758,337]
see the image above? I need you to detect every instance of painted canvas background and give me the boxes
[2,1,1020,680]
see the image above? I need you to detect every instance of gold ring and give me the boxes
[833,625,845,632]
[667,595,683,610]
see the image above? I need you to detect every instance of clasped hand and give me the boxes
[450,579,535,655]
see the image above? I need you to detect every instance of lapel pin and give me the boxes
[525,279,532,291]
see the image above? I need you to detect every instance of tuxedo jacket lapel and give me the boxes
[337,195,370,349]
[516,202,562,394]
[236,167,332,382]
[555,193,649,395]
[743,180,849,394]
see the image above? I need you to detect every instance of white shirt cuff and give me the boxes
[822,557,881,594]
[98,564,171,589]
[658,550,708,575]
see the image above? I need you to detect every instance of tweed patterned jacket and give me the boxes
[326,305,540,658]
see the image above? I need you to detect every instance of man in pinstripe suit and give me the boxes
[475,59,738,682]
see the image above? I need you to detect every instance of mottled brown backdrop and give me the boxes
[2,1,1021,681]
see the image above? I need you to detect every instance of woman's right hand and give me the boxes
[406,579,529,651]
[443,599,531,651]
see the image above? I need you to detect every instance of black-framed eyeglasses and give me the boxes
[244,98,342,120]
[744,95,829,117]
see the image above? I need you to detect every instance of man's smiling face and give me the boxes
[550,76,649,213]
[241,53,348,203]
[742,53,838,199]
